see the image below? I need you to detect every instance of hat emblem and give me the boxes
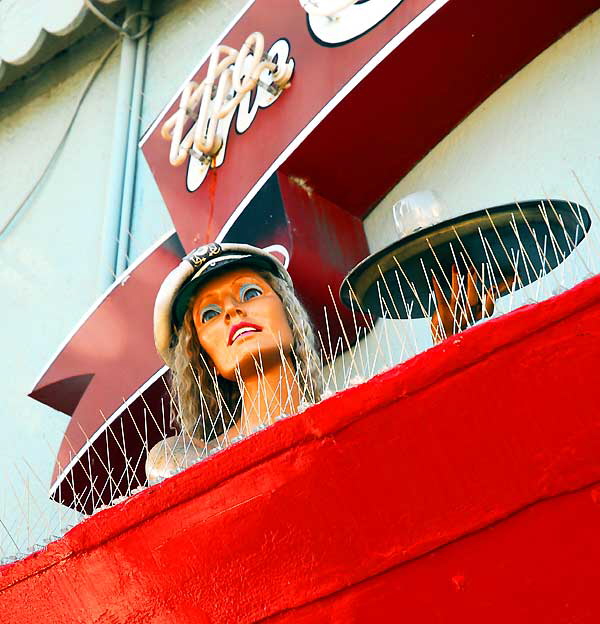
[186,242,222,268]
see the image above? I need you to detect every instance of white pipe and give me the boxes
[99,0,152,288]
[116,0,151,275]
[98,3,137,290]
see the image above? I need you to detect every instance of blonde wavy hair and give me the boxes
[167,269,323,440]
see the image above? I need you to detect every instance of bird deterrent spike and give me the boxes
[513,203,561,291]
[476,225,514,299]
[63,424,107,506]
[316,318,338,394]
[483,210,524,294]
[374,271,406,367]
[374,282,394,371]
[391,256,430,319]
[507,221,544,299]
[96,411,139,497]
[327,284,362,382]
[390,268,420,352]
[373,264,412,356]
[77,417,125,503]
[343,285,368,376]
[16,461,64,550]
[547,198,591,275]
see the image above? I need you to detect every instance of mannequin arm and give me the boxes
[430,265,514,344]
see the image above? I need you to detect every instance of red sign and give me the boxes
[140,0,440,250]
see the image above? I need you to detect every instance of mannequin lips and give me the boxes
[228,322,262,346]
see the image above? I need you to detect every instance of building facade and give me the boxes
[0,0,599,607]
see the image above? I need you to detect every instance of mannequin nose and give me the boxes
[223,295,245,321]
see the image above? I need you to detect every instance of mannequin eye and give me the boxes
[240,283,263,302]
[200,304,221,323]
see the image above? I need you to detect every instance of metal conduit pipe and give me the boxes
[116,0,151,276]
[98,0,150,290]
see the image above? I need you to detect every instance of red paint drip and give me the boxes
[205,167,218,243]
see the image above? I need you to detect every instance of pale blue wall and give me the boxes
[0,25,122,545]
[0,0,246,556]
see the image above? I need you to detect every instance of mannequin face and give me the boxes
[191,267,294,381]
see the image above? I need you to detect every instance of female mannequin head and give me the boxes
[154,244,322,441]
[189,266,294,381]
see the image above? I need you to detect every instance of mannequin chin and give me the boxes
[191,267,294,381]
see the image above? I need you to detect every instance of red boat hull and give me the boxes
[3,276,600,623]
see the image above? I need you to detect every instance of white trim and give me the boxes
[211,0,449,241]
[31,228,176,393]
[262,244,290,268]
[140,0,256,145]
[49,365,170,499]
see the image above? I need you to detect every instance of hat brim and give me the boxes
[340,199,590,319]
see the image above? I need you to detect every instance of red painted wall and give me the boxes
[2,276,600,623]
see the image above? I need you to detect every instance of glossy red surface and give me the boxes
[5,275,600,623]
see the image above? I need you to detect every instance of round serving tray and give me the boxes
[340,200,591,319]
